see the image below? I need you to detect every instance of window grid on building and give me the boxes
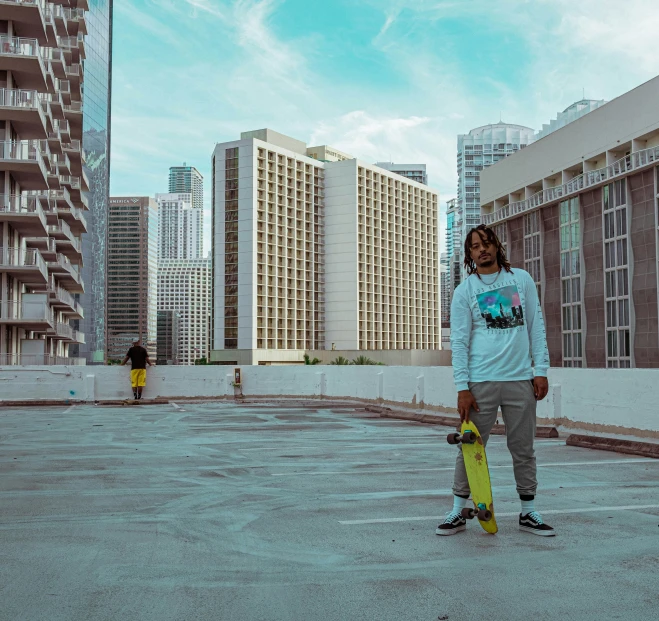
[494,222,508,255]
[560,197,583,367]
[603,180,632,368]
[523,211,542,299]
[255,149,326,350]
[357,168,439,350]
[224,148,239,349]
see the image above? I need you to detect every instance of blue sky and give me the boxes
[110,0,659,253]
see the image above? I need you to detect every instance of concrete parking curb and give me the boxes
[373,407,559,438]
[566,434,659,458]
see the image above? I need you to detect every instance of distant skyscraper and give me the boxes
[107,197,158,361]
[158,258,210,365]
[157,310,180,365]
[375,162,428,185]
[169,165,203,212]
[457,123,536,244]
[75,0,114,365]
[537,99,607,140]
[156,193,203,259]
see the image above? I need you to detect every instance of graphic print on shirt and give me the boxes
[476,284,525,330]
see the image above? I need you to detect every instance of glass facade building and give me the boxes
[73,0,113,364]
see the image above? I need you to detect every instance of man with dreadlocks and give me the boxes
[436,224,554,537]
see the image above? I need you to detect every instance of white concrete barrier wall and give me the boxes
[0,365,657,434]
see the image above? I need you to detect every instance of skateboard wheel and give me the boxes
[477,509,493,522]
[461,507,476,519]
[447,433,461,445]
[462,431,478,444]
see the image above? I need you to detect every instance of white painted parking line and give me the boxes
[171,402,186,411]
[270,458,659,477]
[339,504,659,525]
[63,405,76,415]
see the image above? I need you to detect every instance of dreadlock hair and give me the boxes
[463,224,512,277]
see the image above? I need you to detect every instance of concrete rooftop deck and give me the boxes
[1,401,658,621]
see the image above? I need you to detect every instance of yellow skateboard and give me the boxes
[447,422,498,534]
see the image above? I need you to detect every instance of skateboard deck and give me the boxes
[457,421,498,534]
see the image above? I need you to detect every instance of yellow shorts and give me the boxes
[130,368,147,388]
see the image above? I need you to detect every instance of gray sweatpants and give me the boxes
[453,380,538,497]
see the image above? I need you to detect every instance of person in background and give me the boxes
[121,338,152,400]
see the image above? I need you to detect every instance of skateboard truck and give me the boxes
[447,430,478,445]
[460,503,493,522]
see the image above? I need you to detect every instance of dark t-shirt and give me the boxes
[126,346,148,369]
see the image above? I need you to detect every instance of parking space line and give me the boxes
[339,504,659,525]
[271,458,659,477]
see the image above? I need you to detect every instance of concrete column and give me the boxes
[377,371,384,402]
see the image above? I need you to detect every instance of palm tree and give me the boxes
[304,353,321,365]
[352,355,377,365]
[329,356,352,365]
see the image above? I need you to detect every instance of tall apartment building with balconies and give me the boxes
[210,129,440,365]
[0,0,90,365]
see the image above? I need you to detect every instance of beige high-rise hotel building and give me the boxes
[210,129,440,365]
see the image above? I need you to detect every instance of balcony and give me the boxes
[48,320,73,340]
[44,46,67,79]
[62,139,82,176]
[0,35,47,90]
[60,33,84,62]
[0,194,47,236]
[0,353,86,365]
[0,88,48,138]
[0,140,48,189]
[52,3,69,37]
[482,145,659,225]
[39,91,63,120]
[64,7,87,36]
[47,252,83,292]
[0,298,54,331]
[0,0,47,43]
[63,101,81,138]
[65,62,82,98]
[54,117,70,142]
[52,152,71,175]
[48,219,82,260]
[26,235,57,260]
[49,283,83,319]
[0,246,48,284]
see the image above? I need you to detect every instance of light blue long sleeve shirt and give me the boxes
[450,268,550,392]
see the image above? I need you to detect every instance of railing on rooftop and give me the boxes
[483,145,659,225]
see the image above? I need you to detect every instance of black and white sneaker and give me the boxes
[436,512,467,536]
[519,511,555,537]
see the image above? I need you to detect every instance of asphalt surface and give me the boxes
[1,401,658,621]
